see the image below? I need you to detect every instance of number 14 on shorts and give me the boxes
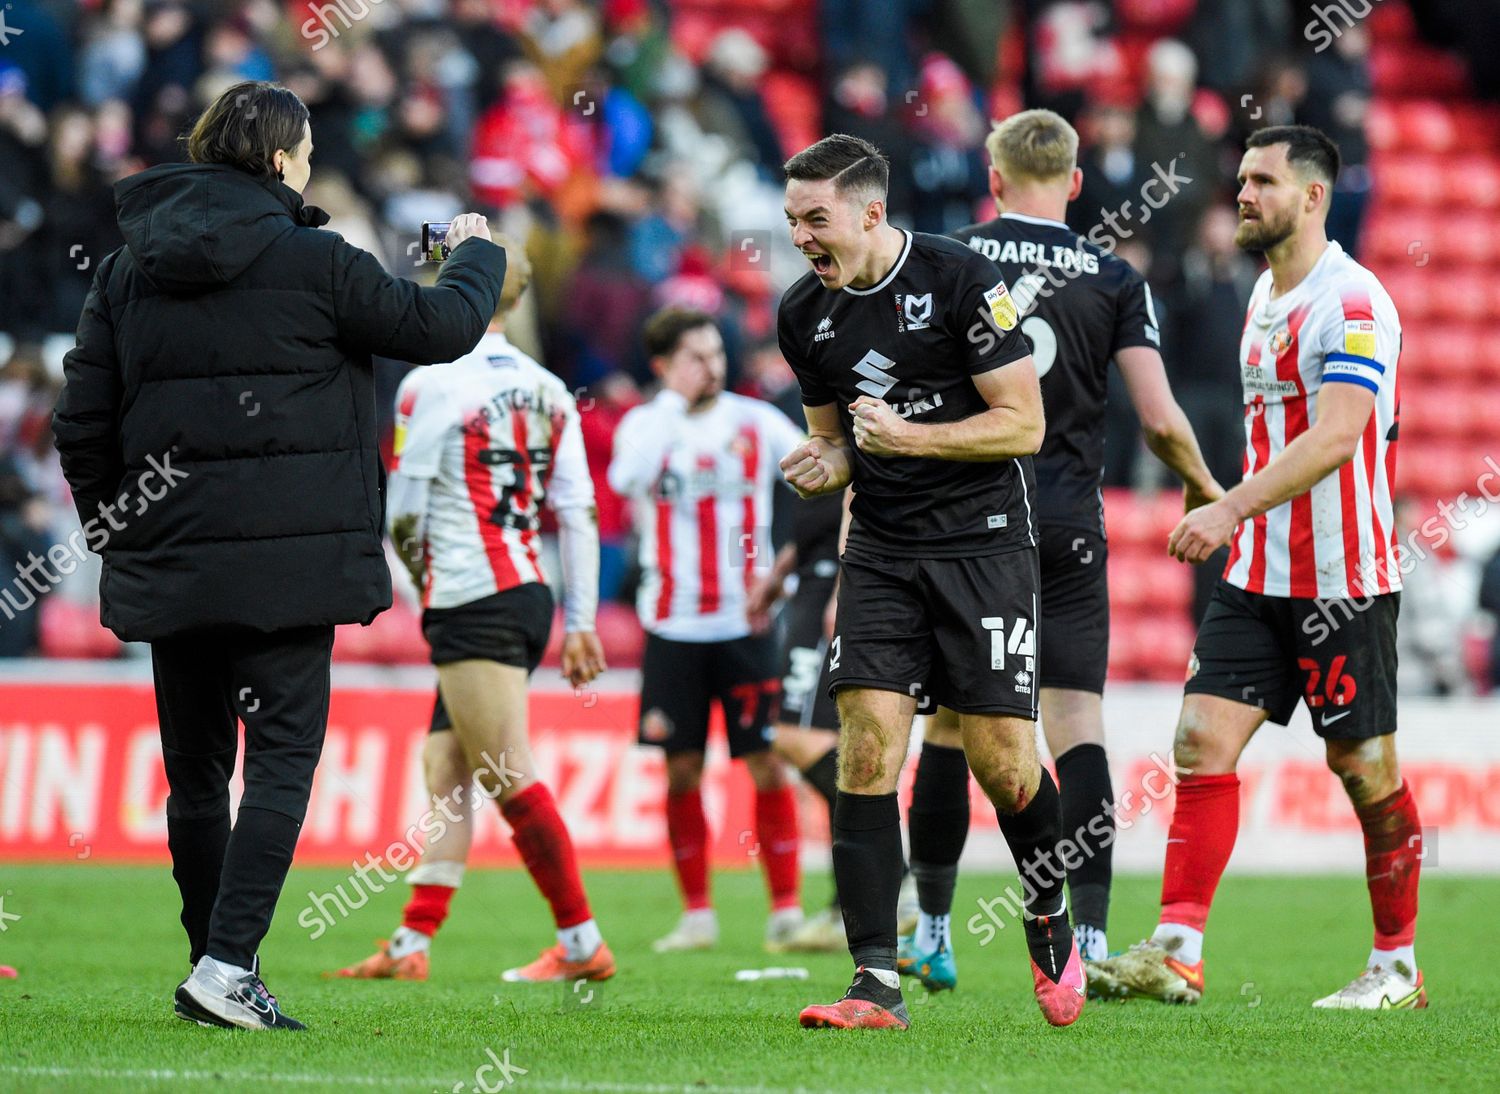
[982,616,1034,671]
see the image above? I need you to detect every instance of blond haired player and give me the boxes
[897,108,1221,994]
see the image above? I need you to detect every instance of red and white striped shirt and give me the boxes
[1224,241,1402,599]
[608,390,805,641]
[392,334,594,613]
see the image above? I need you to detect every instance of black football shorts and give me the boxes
[774,562,840,731]
[637,632,779,757]
[1037,524,1109,694]
[828,546,1041,719]
[1184,578,1399,739]
[425,583,554,733]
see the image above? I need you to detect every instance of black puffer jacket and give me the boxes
[52,163,505,641]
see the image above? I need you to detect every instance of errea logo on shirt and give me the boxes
[815,316,836,342]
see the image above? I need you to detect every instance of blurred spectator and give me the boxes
[820,0,920,101]
[42,106,125,333]
[1398,497,1477,697]
[1132,39,1217,280]
[469,61,595,215]
[0,342,58,657]
[1024,0,1126,121]
[628,170,701,284]
[825,62,914,220]
[79,0,147,107]
[1300,27,1373,256]
[578,371,643,600]
[559,210,652,386]
[1164,205,1257,492]
[698,30,785,178]
[1183,0,1290,97]
[521,0,604,101]
[5,0,74,112]
[1069,100,1145,240]
[1163,206,1258,621]
[906,52,989,233]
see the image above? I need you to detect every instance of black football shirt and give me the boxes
[778,229,1035,559]
[954,212,1161,532]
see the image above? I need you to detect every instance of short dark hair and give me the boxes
[185,81,310,183]
[643,307,717,359]
[1245,125,1340,186]
[783,133,889,198]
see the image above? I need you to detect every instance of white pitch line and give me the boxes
[0,1065,829,1094]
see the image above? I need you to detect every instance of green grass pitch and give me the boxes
[1,865,1495,1092]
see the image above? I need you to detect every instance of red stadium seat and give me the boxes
[1433,215,1500,269]
[1379,269,1433,323]
[1391,101,1460,154]
[1362,213,1436,265]
[1373,155,1444,209]
[1366,101,1399,153]
[1102,488,1151,548]
[1441,156,1500,211]
[1432,277,1492,323]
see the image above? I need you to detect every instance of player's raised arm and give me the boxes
[780,400,852,497]
[850,355,1044,461]
[1169,380,1375,563]
[1115,345,1223,509]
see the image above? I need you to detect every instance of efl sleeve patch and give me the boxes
[1343,319,1376,358]
[984,281,1019,332]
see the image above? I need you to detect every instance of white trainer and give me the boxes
[652,908,719,953]
[1312,964,1427,1010]
[764,907,806,953]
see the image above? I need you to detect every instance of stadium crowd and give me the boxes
[0,0,1495,689]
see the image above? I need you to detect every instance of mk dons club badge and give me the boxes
[984,281,1019,331]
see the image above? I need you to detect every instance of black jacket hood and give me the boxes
[114,163,330,294]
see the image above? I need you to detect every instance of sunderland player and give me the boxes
[333,245,615,985]
[778,134,1084,1030]
[1088,126,1425,1009]
[608,308,809,953]
[896,109,1223,992]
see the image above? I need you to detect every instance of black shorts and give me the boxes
[828,547,1040,719]
[774,562,840,731]
[1184,579,1399,739]
[424,583,554,733]
[1038,524,1109,694]
[638,632,779,757]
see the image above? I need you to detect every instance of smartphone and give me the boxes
[421,221,451,263]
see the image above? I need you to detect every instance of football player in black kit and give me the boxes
[896,109,1223,994]
[776,133,1085,1031]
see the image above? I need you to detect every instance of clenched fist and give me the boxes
[849,396,909,457]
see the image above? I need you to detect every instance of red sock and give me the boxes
[401,884,455,937]
[1160,773,1241,933]
[1356,781,1421,949]
[755,786,801,911]
[665,788,711,911]
[501,783,592,929]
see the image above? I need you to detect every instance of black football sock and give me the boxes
[168,812,230,966]
[800,747,841,908]
[1055,742,1114,932]
[908,741,970,918]
[832,791,903,972]
[995,767,1072,980]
